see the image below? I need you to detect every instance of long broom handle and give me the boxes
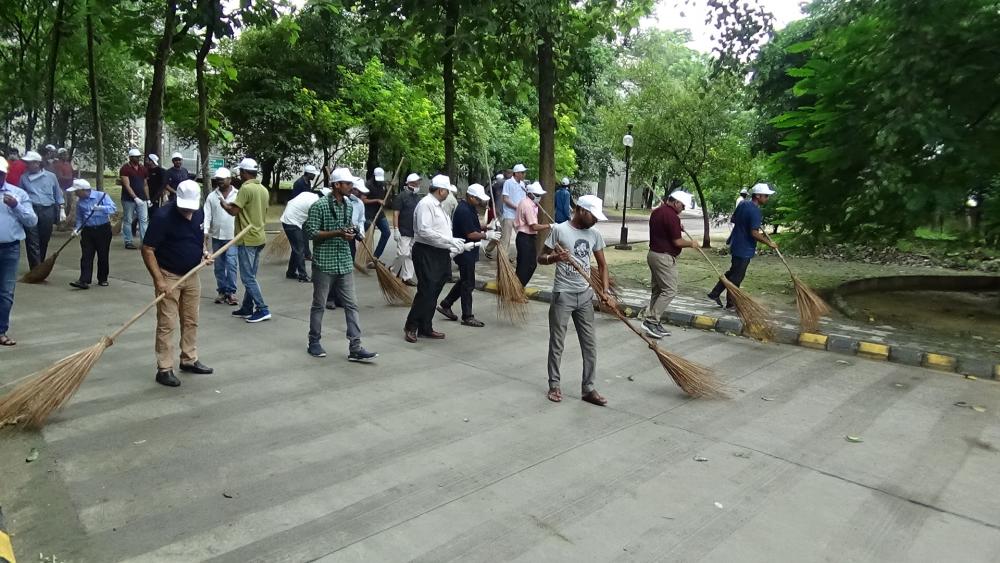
[682,231,726,279]
[761,232,795,278]
[106,225,252,343]
[48,192,111,258]
[368,157,406,226]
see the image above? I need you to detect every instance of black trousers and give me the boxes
[283,223,309,279]
[406,243,451,333]
[442,259,476,319]
[79,222,112,284]
[25,204,57,269]
[709,256,752,307]
[515,232,538,287]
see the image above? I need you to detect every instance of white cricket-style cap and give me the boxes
[406,172,421,183]
[526,181,546,195]
[213,167,231,179]
[237,157,258,172]
[669,190,693,209]
[127,148,142,157]
[373,167,385,182]
[44,144,56,151]
[512,164,527,173]
[575,194,607,221]
[23,151,43,162]
[466,183,489,201]
[171,152,184,161]
[58,147,68,154]
[330,167,354,184]
[561,177,570,185]
[304,164,319,176]
[353,177,370,193]
[750,183,775,195]
[148,154,159,164]
[175,179,201,210]
[66,178,92,192]
[430,174,457,192]
[495,173,504,180]
[0,157,7,173]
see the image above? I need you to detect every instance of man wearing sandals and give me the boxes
[538,195,612,407]
[436,183,499,327]
[0,156,38,347]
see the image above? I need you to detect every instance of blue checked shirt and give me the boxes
[75,190,117,230]
[0,182,39,242]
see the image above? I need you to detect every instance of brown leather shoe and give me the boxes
[404,328,418,343]
[581,390,608,407]
[418,330,445,339]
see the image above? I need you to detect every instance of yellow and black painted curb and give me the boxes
[0,507,16,563]
[476,281,999,380]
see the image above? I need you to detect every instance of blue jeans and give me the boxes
[0,242,19,335]
[238,245,267,312]
[368,216,390,258]
[121,199,149,246]
[212,238,238,295]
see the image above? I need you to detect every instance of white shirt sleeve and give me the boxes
[415,198,458,250]
[203,194,213,235]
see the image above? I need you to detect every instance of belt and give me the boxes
[0,240,20,248]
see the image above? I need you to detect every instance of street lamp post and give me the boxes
[615,124,634,250]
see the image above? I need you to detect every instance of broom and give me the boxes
[263,229,291,264]
[111,213,123,235]
[685,232,774,341]
[591,268,623,314]
[356,231,412,305]
[21,192,114,283]
[764,235,830,333]
[354,157,406,274]
[0,226,252,430]
[495,244,529,323]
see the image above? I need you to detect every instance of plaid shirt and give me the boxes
[304,194,354,275]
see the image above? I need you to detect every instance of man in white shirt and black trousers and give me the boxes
[404,174,477,343]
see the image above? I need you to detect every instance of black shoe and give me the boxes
[232,308,253,318]
[98,280,109,287]
[437,303,458,321]
[298,276,311,283]
[155,370,181,387]
[70,281,90,290]
[179,360,214,374]
[286,273,299,280]
[707,293,724,308]
[125,243,137,250]
[348,348,378,362]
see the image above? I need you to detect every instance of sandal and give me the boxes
[547,388,562,403]
[0,334,16,346]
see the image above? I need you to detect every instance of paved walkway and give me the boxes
[1,234,1000,561]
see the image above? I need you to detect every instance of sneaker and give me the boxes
[232,308,253,318]
[348,348,378,362]
[307,343,327,357]
[655,322,672,337]
[642,319,665,339]
[246,309,272,323]
[224,294,239,306]
[707,293,724,308]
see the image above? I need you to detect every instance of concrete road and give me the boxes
[2,235,1000,562]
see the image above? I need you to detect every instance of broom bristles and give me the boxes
[654,345,727,398]
[792,275,830,333]
[263,230,292,263]
[20,253,58,283]
[495,246,529,323]
[720,277,774,341]
[373,260,412,305]
[591,269,623,314]
[0,337,111,429]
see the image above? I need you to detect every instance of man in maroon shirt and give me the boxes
[643,190,699,338]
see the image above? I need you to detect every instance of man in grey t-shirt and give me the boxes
[539,195,613,407]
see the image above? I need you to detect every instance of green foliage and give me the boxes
[494,112,578,180]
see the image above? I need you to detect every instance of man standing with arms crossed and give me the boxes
[708,183,778,309]
[221,158,271,323]
[643,190,698,338]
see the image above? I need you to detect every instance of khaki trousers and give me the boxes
[155,270,200,370]
[646,251,679,321]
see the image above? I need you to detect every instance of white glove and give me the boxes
[486,229,501,242]
[146,200,153,208]
[59,209,67,222]
[133,198,144,207]
[463,241,476,252]
[71,229,80,237]
[393,229,401,242]
[450,239,466,254]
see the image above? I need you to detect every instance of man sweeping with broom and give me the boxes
[707,183,777,310]
[538,195,613,407]
[642,190,698,338]
[436,183,499,328]
[0,156,38,347]
[68,179,116,290]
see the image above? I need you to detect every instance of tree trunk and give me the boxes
[536,23,557,238]
[688,172,711,248]
[86,4,104,189]
[145,0,180,157]
[195,2,217,196]
[442,0,459,180]
[44,0,68,143]
[24,109,37,152]
[365,133,379,179]
[261,158,275,189]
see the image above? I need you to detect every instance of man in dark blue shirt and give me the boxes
[436,184,499,327]
[141,180,214,387]
[708,183,778,309]
[291,164,319,198]
[555,177,572,223]
[164,152,190,201]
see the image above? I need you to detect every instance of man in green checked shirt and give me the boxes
[303,167,378,361]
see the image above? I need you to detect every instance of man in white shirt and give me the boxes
[403,174,475,343]
[499,163,527,260]
[203,167,239,305]
[281,188,321,282]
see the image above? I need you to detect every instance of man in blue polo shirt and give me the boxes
[708,183,778,309]
[437,183,498,327]
[141,180,214,387]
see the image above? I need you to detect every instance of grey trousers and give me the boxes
[309,270,362,351]
[645,251,679,321]
[547,288,597,393]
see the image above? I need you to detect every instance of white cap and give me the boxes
[0,156,7,173]
[330,167,353,183]
[526,181,546,195]
[304,164,319,176]
[127,148,142,157]
[495,173,504,180]
[237,157,258,172]
[739,187,748,195]
[576,194,607,221]
[373,167,385,182]
[148,153,159,164]
[58,147,68,154]
[430,174,457,192]
[23,151,43,162]
[319,187,332,197]
[750,182,775,195]
[353,177,370,193]
[175,179,201,210]
[44,144,56,151]
[561,177,570,185]
[171,152,183,161]
[669,190,693,209]
[466,183,489,201]
[406,172,421,183]
[213,167,231,179]
[512,164,527,173]
[67,178,92,192]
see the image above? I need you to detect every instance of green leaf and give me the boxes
[785,40,814,54]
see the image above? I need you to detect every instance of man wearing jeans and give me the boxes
[222,158,270,322]
[708,183,778,309]
[141,180,214,387]
[538,195,613,407]
[203,167,239,305]
[0,157,38,347]
[19,150,64,268]
[119,148,149,249]
[643,191,698,339]
[303,168,377,361]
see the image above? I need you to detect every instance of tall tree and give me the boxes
[85,0,103,189]
[43,0,70,143]
[144,0,194,157]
